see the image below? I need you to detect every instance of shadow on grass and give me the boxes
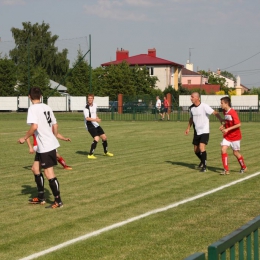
[165,160,222,173]
[76,151,103,156]
[23,165,33,171]
[20,185,52,203]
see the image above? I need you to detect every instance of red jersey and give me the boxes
[163,99,169,108]
[223,108,241,141]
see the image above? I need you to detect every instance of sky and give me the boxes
[0,0,260,87]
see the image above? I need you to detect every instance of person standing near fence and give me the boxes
[84,94,113,159]
[18,87,63,208]
[162,96,170,120]
[219,96,247,175]
[155,96,163,120]
[185,92,223,172]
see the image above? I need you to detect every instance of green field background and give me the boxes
[0,112,260,260]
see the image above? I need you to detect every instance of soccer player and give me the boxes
[219,96,247,175]
[155,96,163,120]
[26,133,72,170]
[18,87,63,209]
[162,96,170,120]
[185,92,223,172]
[84,94,113,159]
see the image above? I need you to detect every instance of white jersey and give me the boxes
[27,103,60,153]
[83,103,99,129]
[190,103,214,135]
[156,99,161,108]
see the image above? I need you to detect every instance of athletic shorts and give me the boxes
[221,138,241,150]
[163,108,168,113]
[34,149,57,169]
[88,126,105,138]
[192,133,209,146]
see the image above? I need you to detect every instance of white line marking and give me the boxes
[19,171,260,260]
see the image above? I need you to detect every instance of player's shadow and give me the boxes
[23,165,32,171]
[165,160,222,173]
[76,151,103,156]
[166,161,196,170]
[20,184,52,203]
[76,151,88,156]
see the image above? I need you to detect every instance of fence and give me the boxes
[184,215,260,260]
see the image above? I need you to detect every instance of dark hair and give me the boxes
[29,87,42,100]
[220,96,231,107]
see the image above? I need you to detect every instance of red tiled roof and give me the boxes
[182,84,220,94]
[101,54,183,67]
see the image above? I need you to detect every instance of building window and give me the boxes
[188,80,191,84]
[147,67,154,76]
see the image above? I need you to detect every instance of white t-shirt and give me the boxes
[190,103,214,135]
[156,99,161,109]
[27,103,60,153]
[83,103,99,129]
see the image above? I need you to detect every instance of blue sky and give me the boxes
[0,0,260,87]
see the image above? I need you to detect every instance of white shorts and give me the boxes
[221,138,241,151]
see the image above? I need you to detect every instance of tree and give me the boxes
[93,62,159,100]
[0,57,17,96]
[66,50,90,96]
[9,21,69,95]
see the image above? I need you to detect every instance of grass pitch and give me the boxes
[0,112,260,260]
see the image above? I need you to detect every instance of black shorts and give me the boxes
[163,108,168,113]
[88,126,105,138]
[192,133,210,146]
[34,149,57,169]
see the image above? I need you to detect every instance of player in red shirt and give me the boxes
[219,96,247,175]
[162,96,170,121]
[27,133,72,170]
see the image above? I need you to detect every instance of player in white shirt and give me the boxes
[84,94,113,159]
[155,96,163,120]
[18,87,63,209]
[185,92,223,172]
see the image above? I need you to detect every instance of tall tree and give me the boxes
[9,21,69,95]
[0,57,17,96]
[66,50,90,96]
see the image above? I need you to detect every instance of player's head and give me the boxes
[190,92,200,104]
[29,87,42,100]
[220,96,231,108]
[87,94,94,104]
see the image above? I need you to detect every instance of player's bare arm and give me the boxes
[185,118,193,135]
[18,123,37,144]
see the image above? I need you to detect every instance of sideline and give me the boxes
[19,171,260,260]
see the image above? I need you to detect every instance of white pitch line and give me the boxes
[19,171,260,260]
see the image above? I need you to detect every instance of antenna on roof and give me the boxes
[189,48,194,63]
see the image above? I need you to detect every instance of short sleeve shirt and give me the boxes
[190,103,214,135]
[156,99,161,109]
[27,103,60,153]
[223,108,242,141]
[83,103,99,129]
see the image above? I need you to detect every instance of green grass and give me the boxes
[0,112,260,260]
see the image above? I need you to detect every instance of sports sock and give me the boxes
[49,177,61,203]
[195,152,202,162]
[58,156,67,167]
[237,156,246,169]
[102,140,108,153]
[200,151,207,168]
[89,140,97,155]
[222,153,229,170]
[35,173,44,199]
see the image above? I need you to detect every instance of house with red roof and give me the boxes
[181,67,220,94]
[101,48,184,91]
